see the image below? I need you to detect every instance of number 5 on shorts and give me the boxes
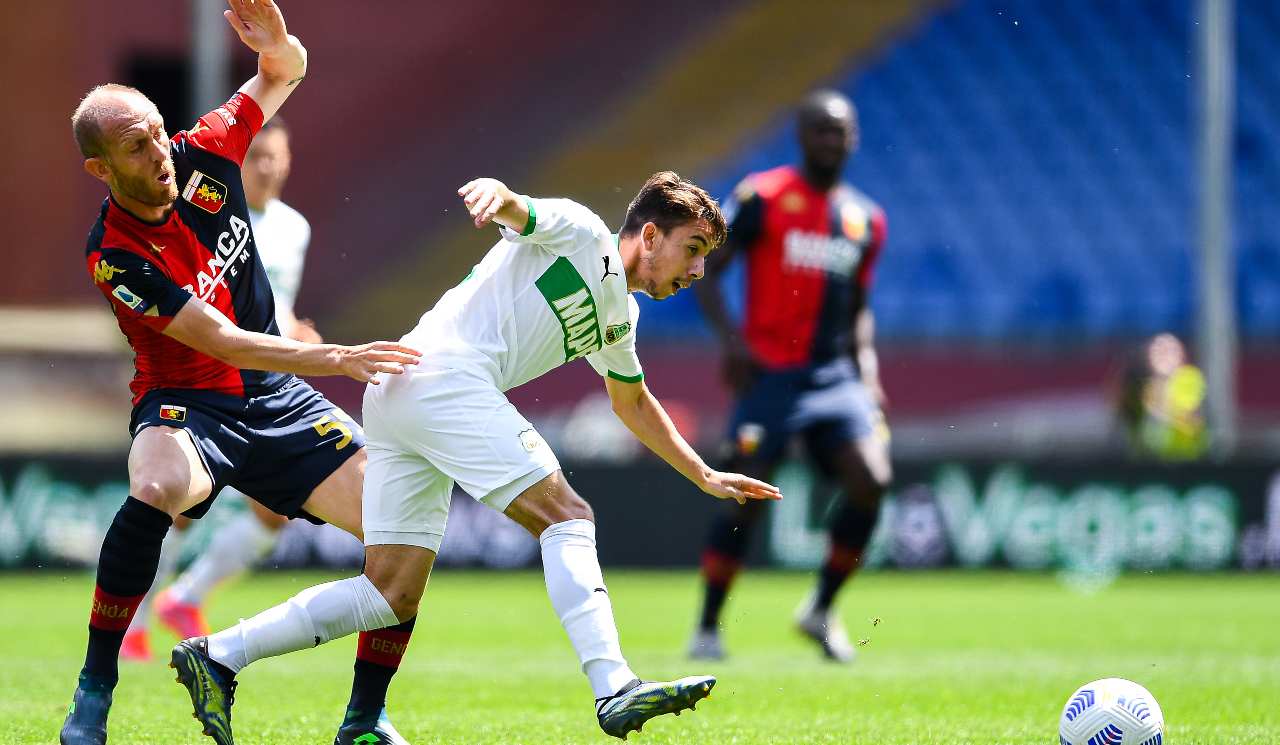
[312,413,353,450]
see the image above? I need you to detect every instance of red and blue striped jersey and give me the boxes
[724,165,886,370]
[85,92,288,404]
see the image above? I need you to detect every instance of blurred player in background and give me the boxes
[690,90,891,663]
[120,116,321,660]
[170,173,781,741]
[60,2,422,744]
[1110,332,1208,461]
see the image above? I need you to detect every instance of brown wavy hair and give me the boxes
[620,171,727,247]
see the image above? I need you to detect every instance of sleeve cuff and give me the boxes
[607,370,644,383]
[229,91,265,137]
[520,196,537,236]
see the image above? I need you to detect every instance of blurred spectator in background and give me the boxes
[690,90,890,663]
[123,117,320,660]
[1111,332,1208,461]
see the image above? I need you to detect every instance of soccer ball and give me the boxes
[1058,678,1165,745]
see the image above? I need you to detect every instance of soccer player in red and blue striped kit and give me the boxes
[61,2,420,744]
[691,90,892,662]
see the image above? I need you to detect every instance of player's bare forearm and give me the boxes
[258,35,306,84]
[163,298,419,383]
[458,179,530,231]
[606,378,711,486]
[237,36,306,121]
[225,0,306,121]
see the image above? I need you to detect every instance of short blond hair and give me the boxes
[620,171,727,248]
[71,84,150,158]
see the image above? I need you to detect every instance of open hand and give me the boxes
[700,470,782,505]
[223,0,290,56]
[338,342,421,384]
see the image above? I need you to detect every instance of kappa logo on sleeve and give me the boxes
[111,284,144,310]
[182,170,228,214]
[159,405,187,422]
[92,260,126,284]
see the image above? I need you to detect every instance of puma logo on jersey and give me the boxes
[601,256,618,281]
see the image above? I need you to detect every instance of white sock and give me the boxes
[205,574,398,673]
[539,519,635,699]
[127,527,182,634]
[169,512,278,605]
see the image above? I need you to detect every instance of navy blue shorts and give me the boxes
[130,377,365,522]
[725,357,882,467]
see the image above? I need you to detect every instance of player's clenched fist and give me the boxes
[458,178,524,229]
[334,341,421,384]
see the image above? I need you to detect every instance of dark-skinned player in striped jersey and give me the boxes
[689,90,892,663]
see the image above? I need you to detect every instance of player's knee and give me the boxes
[132,479,187,514]
[366,573,422,623]
[363,546,433,623]
[558,492,593,523]
[507,476,593,536]
[845,477,887,514]
[385,594,420,624]
[840,459,891,509]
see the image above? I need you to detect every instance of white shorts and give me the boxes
[360,365,560,552]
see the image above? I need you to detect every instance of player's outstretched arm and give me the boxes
[604,376,782,505]
[163,296,420,384]
[458,179,531,232]
[224,0,307,123]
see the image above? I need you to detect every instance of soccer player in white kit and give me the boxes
[175,172,782,742]
[119,117,322,659]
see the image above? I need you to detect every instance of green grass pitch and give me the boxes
[3,570,1277,744]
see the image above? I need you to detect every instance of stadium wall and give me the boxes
[5,455,1277,573]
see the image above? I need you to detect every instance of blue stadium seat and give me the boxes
[651,0,1277,342]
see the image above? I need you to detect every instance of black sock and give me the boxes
[347,616,416,722]
[82,497,173,687]
[699,509,757,631]
[814,500,879,611]
[814,557,858,612]
[699,580,731,632]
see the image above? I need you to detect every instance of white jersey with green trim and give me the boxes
[247,197,310,318]
[402,197,643,392]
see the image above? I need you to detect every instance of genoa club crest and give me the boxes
[182,170,227,214]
